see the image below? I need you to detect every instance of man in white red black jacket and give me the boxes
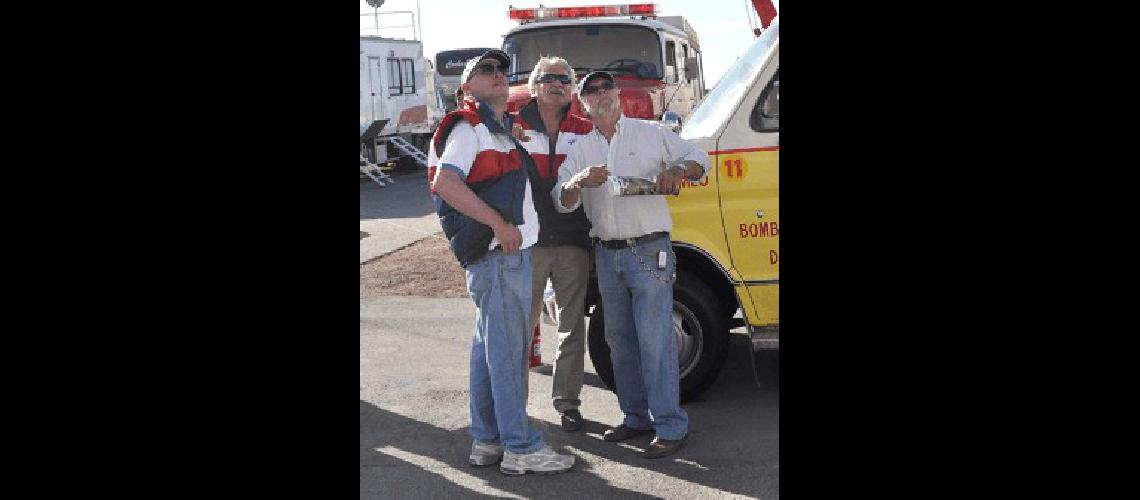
[512,56,594,432]
[427,50,574,476]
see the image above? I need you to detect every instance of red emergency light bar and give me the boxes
[509,3,657,22]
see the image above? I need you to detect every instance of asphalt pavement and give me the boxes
[360,296,779,499]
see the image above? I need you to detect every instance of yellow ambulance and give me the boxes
[587,19,779,401]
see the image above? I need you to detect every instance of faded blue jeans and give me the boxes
[465,248,546,454]
[595,236,689,440]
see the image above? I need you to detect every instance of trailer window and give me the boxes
[388,58,402,95]
[387,58,416,96]
[402,59,415,94]
[665,40,677,83]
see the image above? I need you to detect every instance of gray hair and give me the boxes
[527,56,576,96]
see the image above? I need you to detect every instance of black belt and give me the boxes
[594,231,669,249]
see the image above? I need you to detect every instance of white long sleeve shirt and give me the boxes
[552,115,710,240]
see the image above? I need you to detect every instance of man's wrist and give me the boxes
[669,163,688,179]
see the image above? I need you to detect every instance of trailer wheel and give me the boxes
[587,270,729,402]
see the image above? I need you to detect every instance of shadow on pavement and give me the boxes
[360,401,658,499]
[361,332,778,498]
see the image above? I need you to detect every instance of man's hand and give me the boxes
[492,220,523,254]
[512,123,530,142]
[570,164,610,189]
[656,165,685,195]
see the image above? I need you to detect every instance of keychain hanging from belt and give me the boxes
[629,240,676,285]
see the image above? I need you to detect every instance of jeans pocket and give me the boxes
[501,251,526,271]
[466,258,491,298]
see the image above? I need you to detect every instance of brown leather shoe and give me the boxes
[602,424,653,442]
[642,435,687,459]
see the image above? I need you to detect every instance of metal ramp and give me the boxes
[360,151,395,187]
[385,135,428,169]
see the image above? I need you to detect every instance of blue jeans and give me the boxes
[465,248,545,454]
[595,237,689,440]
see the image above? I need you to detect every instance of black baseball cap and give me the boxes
[577,71,616,96]
[461,49,511,82]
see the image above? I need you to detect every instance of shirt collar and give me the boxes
[592,113,628,138]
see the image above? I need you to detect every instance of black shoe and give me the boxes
[602,424,653,442]
[560,409,584,432]
[642,435,687,459]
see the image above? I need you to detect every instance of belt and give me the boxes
[594,231,669,249]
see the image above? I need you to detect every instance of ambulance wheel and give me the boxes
[586,271,729,403]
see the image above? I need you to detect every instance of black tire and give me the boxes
[587,270,730,402]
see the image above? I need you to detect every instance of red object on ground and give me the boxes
[530,324,542,368]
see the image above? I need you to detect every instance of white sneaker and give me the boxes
[499,445,574,475]
[469,441,503,466]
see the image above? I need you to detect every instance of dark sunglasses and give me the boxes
[472,64,506,77]
[580,81,616,95]
[536,73,572,85]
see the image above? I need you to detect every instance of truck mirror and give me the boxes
[684,57,698,81]
[661,111,682,133]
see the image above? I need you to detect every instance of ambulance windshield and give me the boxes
[503,25,662,82]
[682,21,778,140]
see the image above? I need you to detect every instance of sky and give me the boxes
[359,0,778,87]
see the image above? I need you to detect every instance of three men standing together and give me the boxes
[427,49,709,476]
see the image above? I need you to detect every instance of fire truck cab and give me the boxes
[501,3,706,122]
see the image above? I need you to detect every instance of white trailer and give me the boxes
[359,35,433,171]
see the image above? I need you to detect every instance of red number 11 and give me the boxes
[724,159,742,177]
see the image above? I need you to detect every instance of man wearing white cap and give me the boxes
[428,50,575,475]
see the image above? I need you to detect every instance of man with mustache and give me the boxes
[427,50,574,475]
[512,56,594,432]
[552,71,710,459]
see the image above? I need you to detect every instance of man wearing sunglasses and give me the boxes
[427,50,575,475]
[552,71,710,459]
[512,57,595,433]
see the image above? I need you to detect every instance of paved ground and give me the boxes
[360,172,779,498]
[360,296,779,499]
[360,171,441,263]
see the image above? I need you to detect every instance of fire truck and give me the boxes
[501,3,706,125]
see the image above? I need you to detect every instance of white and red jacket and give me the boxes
[513,98,594,249]
[428,97,539,261]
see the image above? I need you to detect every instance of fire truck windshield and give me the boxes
[502,25,662,83]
